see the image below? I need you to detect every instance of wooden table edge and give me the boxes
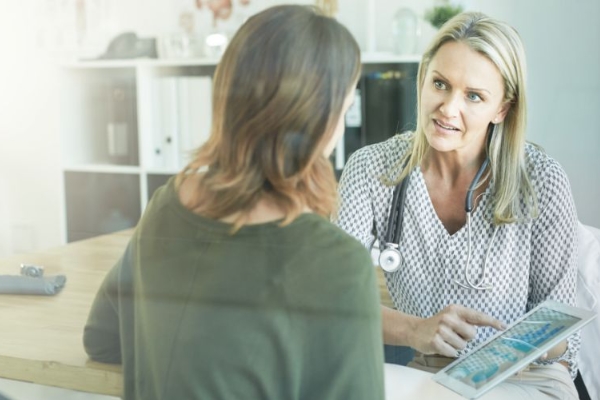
[0,355,123,397]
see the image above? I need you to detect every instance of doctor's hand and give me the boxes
[410,304,505,358]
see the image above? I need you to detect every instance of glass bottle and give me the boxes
[391,7,419,55]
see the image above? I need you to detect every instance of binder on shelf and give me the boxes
[363,70,417,145]
[338,87,363,171]
[178,76,212,168]
[105,77,138,166]
[333,86,363,177]
[150,76,213,171]
[150,77,179,170]
[163,77,180,170]
[107,122,129,159]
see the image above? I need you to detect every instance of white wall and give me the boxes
[337,0,438,53]
[0,3,63,257]
[466,0,600,227]
[1,0,599,257]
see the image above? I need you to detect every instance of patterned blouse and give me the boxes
[335,134,580,377]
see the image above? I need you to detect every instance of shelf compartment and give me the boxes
[64,171,141,242]
[63,164,141,174]
[147,173,174,202]
[61,67,139,167]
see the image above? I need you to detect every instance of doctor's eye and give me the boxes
[467,92,483,102]
[433,79,447,90]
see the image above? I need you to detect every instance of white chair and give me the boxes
[576,222,600,400]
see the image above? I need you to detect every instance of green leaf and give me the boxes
[424,5,464,29]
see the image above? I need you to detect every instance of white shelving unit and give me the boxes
[59,53,421,242]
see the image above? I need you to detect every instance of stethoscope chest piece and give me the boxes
[379,246,402,272]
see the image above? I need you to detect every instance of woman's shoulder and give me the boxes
[140,176,178,218]
[293,215,372,267]
[524,143,573,213]
[285,216,376,294]
[345,133,413,176]
[352,132,412,161]
[297,214,371,255]
[524,142,570,186]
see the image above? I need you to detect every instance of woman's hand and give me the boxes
[409,304,505,357]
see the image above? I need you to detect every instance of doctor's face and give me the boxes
[420,41,509,157]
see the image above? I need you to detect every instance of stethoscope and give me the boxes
[378,131,498,291]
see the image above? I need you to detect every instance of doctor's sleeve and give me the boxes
[529,158,579,375]
[334,147,377,250]
[529,159,577,309]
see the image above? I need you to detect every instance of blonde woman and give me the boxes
[84,5,384,400]
[336,11,579,399]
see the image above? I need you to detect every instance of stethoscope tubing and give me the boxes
[379,155,497,290]
[453,212,497,291]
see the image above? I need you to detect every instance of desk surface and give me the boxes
[0,229,394,397]
[384,363,512,400]
[0,230,132,396]
[385,364,463,399]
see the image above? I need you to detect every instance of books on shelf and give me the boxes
[337,88,362,171]
[178,77,213,167]
[150,76,212,171]
[363,69,417,145]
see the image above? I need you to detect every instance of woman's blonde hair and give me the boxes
[177,5,360,230]
[397,11,536,224]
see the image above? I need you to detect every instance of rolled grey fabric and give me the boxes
[0,275,67,295]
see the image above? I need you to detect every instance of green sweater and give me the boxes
[84,178,384,400]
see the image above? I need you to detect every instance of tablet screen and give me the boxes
[444,306,579,389]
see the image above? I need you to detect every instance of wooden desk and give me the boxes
[384,363,512,400]
[0,230,395,397]
[0,231,132,396]
[377,267,394,309]
[384,363,463,399]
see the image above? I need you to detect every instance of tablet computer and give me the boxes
[432,300,596,399]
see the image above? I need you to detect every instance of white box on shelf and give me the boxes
[150,77,180,170]
[177,76,212,168]
[149,76,212,171]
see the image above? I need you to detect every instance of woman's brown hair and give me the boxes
[177,5,360,230]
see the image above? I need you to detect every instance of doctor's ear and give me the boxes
[493,102,511,124]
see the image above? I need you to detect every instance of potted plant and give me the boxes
[424,3,464,29]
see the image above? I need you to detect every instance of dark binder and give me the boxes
[363,67,417,145]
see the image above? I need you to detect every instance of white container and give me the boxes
[391,8,420,55]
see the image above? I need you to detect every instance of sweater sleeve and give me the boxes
[529,157,580,377]
[83,242,133,364]
[299,240,385,400]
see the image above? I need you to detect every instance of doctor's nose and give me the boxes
[439,94,461,118]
